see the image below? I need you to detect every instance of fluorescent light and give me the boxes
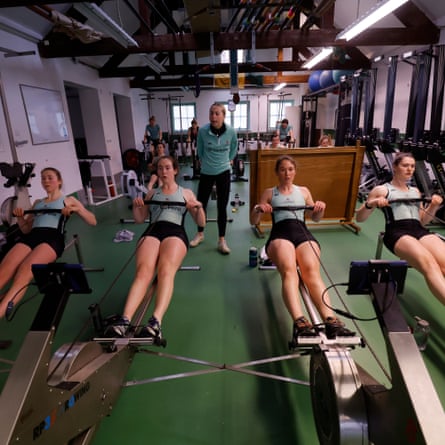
[273,82,287,91]
[373,55,384,63]
[336,0,409,42]
[74,2,138,47]
[142,55,166,74]
[0,16,42,43]
[402,50,414,59]
[302,47,333,69]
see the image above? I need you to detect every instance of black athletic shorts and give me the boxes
[384,219,431,253]
[20,228,65,258]
[266,219,318,253]
[141,221,189,249]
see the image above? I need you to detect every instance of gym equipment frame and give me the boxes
[249,143,365,235]
[309,260,444,445]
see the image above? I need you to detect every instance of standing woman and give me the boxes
[189,103,238,254]
[250,155,354,344]
[0,167,97,318]
[106,156,205,340]
[356,152,445,305]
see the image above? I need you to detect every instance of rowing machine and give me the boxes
[310,260,445,445]
[0,263,165,445]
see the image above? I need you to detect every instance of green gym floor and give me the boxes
[1,162,444,444]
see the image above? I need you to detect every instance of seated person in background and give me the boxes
[147,141,166,190]
[318,134,332,148]
[106,155,206,340]
[187,118,199,146]
[0,167,97,318]
[356,152,445,306]
[250,155,355,344]
[269,134,283,149]
[144,115,162,147]
[276,118,294,144]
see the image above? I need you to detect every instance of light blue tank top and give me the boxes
[271,185,306,223]
[149,186,187,225]
[32,196,66,229]
[383,183,420,223]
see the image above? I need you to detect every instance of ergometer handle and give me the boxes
[143,200,186,207]
[272,205,314,212]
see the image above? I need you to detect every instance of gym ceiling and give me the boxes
[0,1,444,91]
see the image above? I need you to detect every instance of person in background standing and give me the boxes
[189,103,238,254]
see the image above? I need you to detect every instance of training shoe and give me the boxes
[137,316,162,339]
[324,317,356,339]
[190,233,204,247]
[293,316,317,340]
[217,239,231,254]
[104,316,130,338]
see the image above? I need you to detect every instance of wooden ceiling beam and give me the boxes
[129,73,311,90]
[39,26,439,58]
[100,58,370,79]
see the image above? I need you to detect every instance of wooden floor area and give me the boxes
[1,161,445,444]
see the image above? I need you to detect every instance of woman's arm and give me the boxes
[250,189,273,225]
[355,185,389,222]
[184,189,206,227]
[12,206,34,233]
[288,127,295,142]
[420,193,443,225]
[133,192,152,224]
[301,186,325,222]
[63,196,97,226]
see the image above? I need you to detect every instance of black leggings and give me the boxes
[196,170,231,237]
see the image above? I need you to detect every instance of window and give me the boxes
[171,103,196,133]
[221,49,244,64]
[227,101,249,131]
[268,100,294,130]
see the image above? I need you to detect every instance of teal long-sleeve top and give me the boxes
[197,123,238,175]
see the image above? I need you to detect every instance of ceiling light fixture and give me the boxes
[302,47,333,69]
[74,2,138,47]
[402,50,414,59]
[336,0,409,42]
[0,16,42,43]
[273,82,287,91]
[142,55,166,74]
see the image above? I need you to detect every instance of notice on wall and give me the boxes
[20,85,69,145]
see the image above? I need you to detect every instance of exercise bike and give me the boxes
[0,162,35,260]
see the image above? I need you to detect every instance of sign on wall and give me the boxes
[20,85,69,145]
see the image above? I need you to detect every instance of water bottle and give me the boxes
[249,246,258,267]
[234,193,240,208]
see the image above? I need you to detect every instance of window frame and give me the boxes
[170,102,197,134]
[227,100,249,132]
[268,99,294,131]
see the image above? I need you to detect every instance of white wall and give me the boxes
[0,29,146,206]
